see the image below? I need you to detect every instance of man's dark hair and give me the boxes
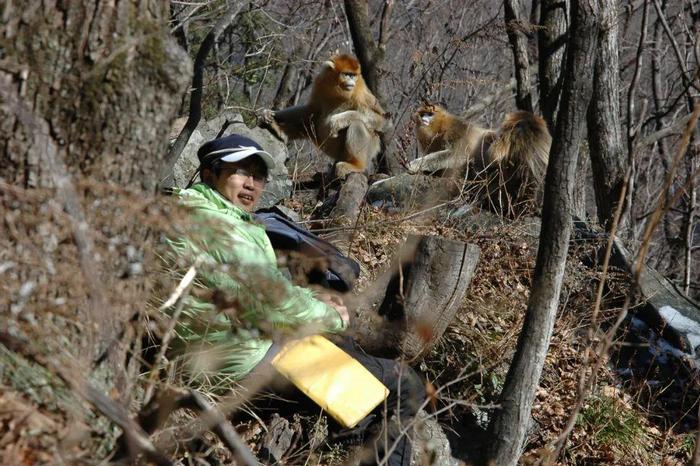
[200,159,224,182]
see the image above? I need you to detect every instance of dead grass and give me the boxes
[1,181,698,465]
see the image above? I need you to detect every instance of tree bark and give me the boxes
[537,0,569,131]
[485,1,600,464]
[350,235,480,361]
[505,0,535,113]
[0,1,191,189]
[400,237,480,360]
[0,1,191,367]
[326,172,369,252]
[587,0,627,231]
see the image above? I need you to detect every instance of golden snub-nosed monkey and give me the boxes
[411,103,551,215]
[260,54,392,176]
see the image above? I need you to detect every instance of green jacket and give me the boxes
[164,183,345,386]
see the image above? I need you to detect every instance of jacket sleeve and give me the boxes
[168,202,346,334]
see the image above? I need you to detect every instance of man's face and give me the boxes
[211,157,267,212]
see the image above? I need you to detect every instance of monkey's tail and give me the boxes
[489,111,552,185]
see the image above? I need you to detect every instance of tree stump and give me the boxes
[351,235,480,361]
[400,236,481,359]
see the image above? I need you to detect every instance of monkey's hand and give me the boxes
[328,111,358,137]
[378,113,394,133]
[256,109,288,143]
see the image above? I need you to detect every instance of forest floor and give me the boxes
[1,180,699,465]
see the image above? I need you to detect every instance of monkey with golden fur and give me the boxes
[410,102,551,214]
[260,54,392,176]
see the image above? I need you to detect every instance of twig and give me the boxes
[0,331,172,466]
[159,262,199,311]
[144,262,199,404]
[182,390,260,466]
[638,111,695,147]
[652,0,700,94]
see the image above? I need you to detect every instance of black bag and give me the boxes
[255,207,360,292]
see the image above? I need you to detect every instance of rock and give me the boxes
[164,112,293,208]
[366,173,457,211]
[611,237,700,365]
[411,411,461,466]
[167,129,204,189]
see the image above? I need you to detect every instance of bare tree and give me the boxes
[485,1,600,464]
[505,0,534,113]
[538,0,569,130]
[588,0,627,231]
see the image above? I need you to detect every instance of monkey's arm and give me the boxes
[328,110,391,136]
[408,149,453,174]
[258,105,314,142]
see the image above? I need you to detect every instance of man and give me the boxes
[165,133,424,466]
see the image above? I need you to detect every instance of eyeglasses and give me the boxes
[231,167,268,183]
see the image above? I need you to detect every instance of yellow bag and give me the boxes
[271,335,389,428]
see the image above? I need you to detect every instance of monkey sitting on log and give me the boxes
[259,54,392,177]
[410,102,551,215]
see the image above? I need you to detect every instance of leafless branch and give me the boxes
[161,2,246,186]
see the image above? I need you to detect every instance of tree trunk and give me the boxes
[0,2,191,190]
[351,235,480,361]
[537,0,569,131]
[587,0,627,231]
[326,172,369,252]
[343,0,401,175]
[400,237,480,360]
[505,0,535,113]
[0,1,191,365]
[485,1,600,464]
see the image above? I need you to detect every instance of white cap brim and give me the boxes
[207,146,276,171]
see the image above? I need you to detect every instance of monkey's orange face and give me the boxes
[324,54,362,95]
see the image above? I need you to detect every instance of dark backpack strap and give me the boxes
[255,209,360,291]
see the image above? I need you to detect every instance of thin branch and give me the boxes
[378,0,395,50]
[653,0,700,94]
[0,331,171,466]
[626,0,649,151]
[639,111,695,147]
[160,2,246,187]
[683,152,697,295]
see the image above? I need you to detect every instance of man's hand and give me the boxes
[318,292,350,326]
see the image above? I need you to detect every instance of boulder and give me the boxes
[366,173,458,211]
[166,112,292,208]
[168,129,204,189]
[612,238,700,365]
